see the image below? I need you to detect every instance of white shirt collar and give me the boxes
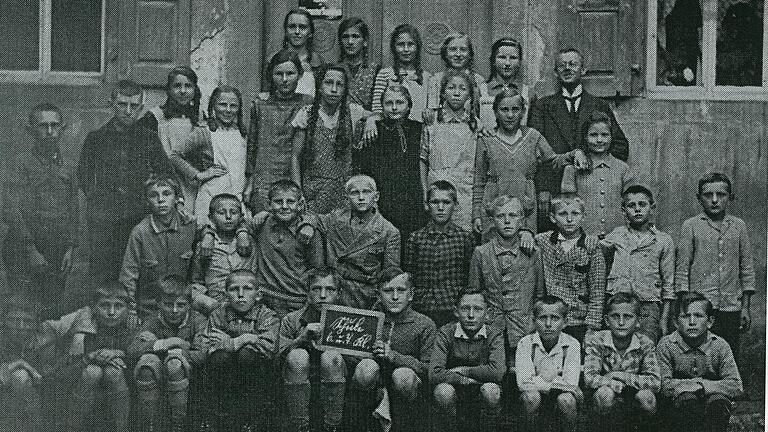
[454,323,488,340]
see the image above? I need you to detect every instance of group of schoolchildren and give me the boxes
[0,8,757,432]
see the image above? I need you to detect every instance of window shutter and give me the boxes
[118,0,191,86]
[557,0,641,97]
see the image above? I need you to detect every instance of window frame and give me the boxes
[646,0,768,100]
[0,0,106,85]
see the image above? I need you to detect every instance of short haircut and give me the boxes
[674,292,714,318]
[225,269,257,288]
[491,86,526,114]
[533,295,568,317]
[456,289,486,306]
[556,47,585,67]
[91,280,130,305]
[440,33,474,69]
[144,177,181,199]
[426,180,458,203]
[604,292,640,315]
[111,79,144,101]
[549,193,585,214]
[267,49,304,94]
[209,193,242,214]
[580,111,613,151]
[306,267,341,289]
[157,274,191,301]
[28,102,62,126]
[485,194,525,218]
[622,184,655,206]
[345,174,377,192]
[380,84,413,109]
[697,172,734,198]
[267,179,303,201]
[379,268,413,291]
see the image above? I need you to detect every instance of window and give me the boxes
[647,0,768,99]
[0,0,105,83]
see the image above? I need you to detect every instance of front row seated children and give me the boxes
[128,275,207,432]
[583,293,661,432]
[516,295,582,432]
[279,267,347,432]
[431,291,505,432]
[657,292,743,432]
[600,185,674,343]
[192,193,257,314]
[535,194,606,345]
[346,271,436,432]
[120,177,197,321]
[198,269,279,431]
[469,195,543,372]
[0,296,42,432]
[67,282,135,432]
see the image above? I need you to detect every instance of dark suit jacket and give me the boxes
[528,91,629,194]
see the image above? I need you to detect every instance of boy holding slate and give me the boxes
[279,267,347,432]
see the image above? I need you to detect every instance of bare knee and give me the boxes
[391,368,420,399]
[353,359,380,389]
[479,383,501,407]
[319,351,346,382]
[520,390,542,414]
[634,389,657,414]
[593,386,616,413]
[556,393,578,417]
[284,348,310,381]
[433,383,457,409]
[164,358,186,382]
[8,368,33,392]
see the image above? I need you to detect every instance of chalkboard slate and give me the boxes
[318,305,385,357]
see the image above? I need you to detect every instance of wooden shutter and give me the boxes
[557,0,642,97]
[118,0,191,86]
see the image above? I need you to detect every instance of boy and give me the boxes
[120,177,197,320]
[528,48,628,231]
[405,180,474,327]
[601,185,674,342]
[348,270,436,432]
[0,295,42,432]
[675,172,755,359]
[516,295,581,432]
[8,103,78,318]
[66,282,135,432]
[657,292,743,432]
[469,195,543,370]
[78,79,175,281]
[191,193,257,314]
[303,174,400,310]
[431,291,505,432]
[535,194,605,344]
[584,293,660,432]
[198,269,279,431]
[128,275,207,432]
[279,267,346,432]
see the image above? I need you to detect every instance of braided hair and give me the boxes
[437,69,477,131]
[206,85,246,137]
[337,17,370,65]
[390,24,424,85]
[304,64,353,158]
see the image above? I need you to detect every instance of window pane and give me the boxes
[716,0,763,86]
[0,0,39,70]
[51,0,102,72]
[656,0,703,86]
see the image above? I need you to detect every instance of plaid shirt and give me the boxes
[535,230,606,329]
[405,222,475,313]
[583,330,661,392]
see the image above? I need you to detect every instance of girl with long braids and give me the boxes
[337,17,380,110]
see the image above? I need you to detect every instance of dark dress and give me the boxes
[355,118,425,248]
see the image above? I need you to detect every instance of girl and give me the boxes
[139,66,201,212]
[426,33,487,123]
[244,50,310,213]
[420,70,478,232]
[472,88,581,236]
[291,64,368,213]
[337,17,380,110]
[371,24,431,123]
[480,38,532,128]
[279,9,325,98]
[355,84,424,248]
[170,86,247,224]
[560,110,634,238]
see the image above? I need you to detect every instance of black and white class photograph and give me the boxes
[0,0,765,431]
